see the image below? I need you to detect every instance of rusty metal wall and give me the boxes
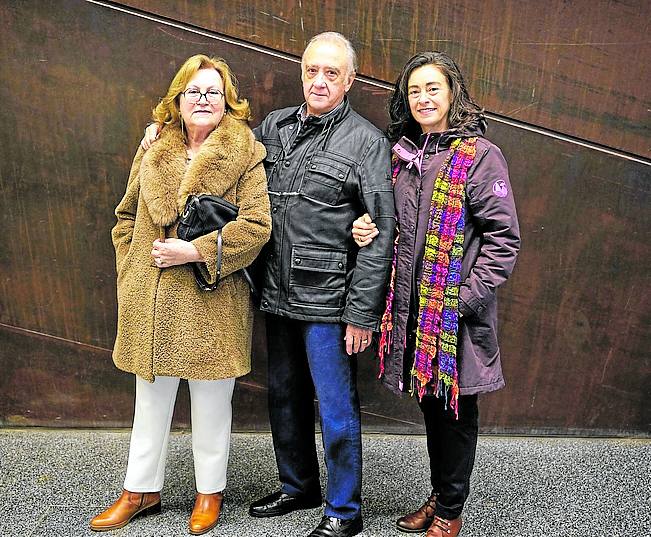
[0,0,649,435]
[120,0,651,158]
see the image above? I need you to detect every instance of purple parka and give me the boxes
[380,124,520,396]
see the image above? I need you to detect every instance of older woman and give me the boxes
[352,51,520,537]
[90,54,271,534]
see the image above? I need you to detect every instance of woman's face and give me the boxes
[407,64,453,134]
[179,68,225,134]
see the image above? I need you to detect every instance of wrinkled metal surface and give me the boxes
[0,0,649,435]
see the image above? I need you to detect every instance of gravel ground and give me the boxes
[0,429,648,536]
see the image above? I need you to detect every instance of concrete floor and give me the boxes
[0,429,648,536]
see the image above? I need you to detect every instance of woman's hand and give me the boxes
[151,238,204,268]
[352,213,378,247]
[140,123,162,150]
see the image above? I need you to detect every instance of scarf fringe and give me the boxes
[409,368,460,417]
[378,158,402,379]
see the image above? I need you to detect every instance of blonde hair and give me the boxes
[152,54,251,125]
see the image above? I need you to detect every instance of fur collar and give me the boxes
[139,113,255,226]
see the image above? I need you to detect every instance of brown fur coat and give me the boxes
[111,114,271,381]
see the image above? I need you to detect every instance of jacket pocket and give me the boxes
[463,313,499,366]
[300,153,351,205]
[262,139,283,181]
[116,240,136,285]
[288,245,347,307]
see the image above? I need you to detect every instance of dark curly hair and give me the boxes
[387,51,485,143]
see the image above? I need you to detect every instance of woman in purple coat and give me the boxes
[353,51,520,537]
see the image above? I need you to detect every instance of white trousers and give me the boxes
[123,375,235,494]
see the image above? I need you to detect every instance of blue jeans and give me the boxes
[266,314,362,519]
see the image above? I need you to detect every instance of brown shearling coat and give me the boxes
[111,114,271,382]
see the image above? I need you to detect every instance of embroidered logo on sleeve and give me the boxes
[492,179,508,198]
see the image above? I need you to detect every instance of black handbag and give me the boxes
[177,194,259,297]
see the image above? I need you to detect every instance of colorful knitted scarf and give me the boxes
[379,137,477,418]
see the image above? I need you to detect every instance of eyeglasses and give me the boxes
[181,88,224,104]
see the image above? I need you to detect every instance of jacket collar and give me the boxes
[393,130,455,164]
[392,133,445,174]
[392,121,486,174]
[139,113,254,226]
[393,118,487,167]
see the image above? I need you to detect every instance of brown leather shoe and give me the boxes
[396,492,437,533]
[189,492,224,535]
[90,489,161,531]
[426,515,462,537]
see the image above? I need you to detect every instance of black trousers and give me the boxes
[418,393,479,520]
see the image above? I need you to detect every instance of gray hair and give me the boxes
[302,32,358,75]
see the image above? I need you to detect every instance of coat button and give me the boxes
[284,161,291,167]
[424,154,430,159]
[338,173,344,178]
[262,300,269,308]
[272,207,278,213]
[311,164,317,169]
[337,262,344,269]
[295,258,301,265]
[289,125,294,130]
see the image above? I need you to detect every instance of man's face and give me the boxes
[301,40,355,116]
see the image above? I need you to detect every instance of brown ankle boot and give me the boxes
[90,489,161,531]
[426,515,463,537]
[189,492,224,535]
[396,492,438,533]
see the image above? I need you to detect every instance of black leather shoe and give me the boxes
[308,515,363,537]
[249,490,322,518]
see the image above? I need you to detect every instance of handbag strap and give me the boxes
[190,229,259,299]
[216,229,223,280]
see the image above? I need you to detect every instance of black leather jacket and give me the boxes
[253,98,395,330]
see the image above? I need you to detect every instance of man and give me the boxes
[248,32,394,537]
[141,32,394,537]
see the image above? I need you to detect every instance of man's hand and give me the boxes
[151,238,203,268]
[352,213,378,247]
[141,123,162,150]
[344,324,373,356]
